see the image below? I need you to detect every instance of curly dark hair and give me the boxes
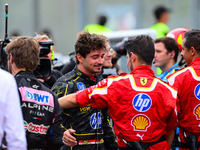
[74,31,108,64]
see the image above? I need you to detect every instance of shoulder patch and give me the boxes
[77,82,86,90]
[140,77,147,86]
[195,84,200,100]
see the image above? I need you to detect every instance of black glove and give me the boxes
[127,141,143,150]
[112,37,128,56]
[185,133,198,150]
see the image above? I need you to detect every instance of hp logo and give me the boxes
[90,112,102,129]
[133,93,152,112]
[195,84,200,100]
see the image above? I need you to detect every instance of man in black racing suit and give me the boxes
[52,31,118,150]
[6,36,61,150]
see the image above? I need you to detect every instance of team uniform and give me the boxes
[75,65,177,150]
[15,70,61,149]
[167,57,200,149]
[156,63,180,83]
[43,69,63,89]
[156,63,180,150]
[52,67,118,150]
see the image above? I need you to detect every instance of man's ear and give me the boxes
[170,50,175,58]
[9,53,13,63]
[190,47,196,56]
[130,52,136,62]
[76,53,84,63]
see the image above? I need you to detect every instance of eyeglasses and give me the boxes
[110,48,114,54]
[106,48,114,54]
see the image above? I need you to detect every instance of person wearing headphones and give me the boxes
[153,37,180,82]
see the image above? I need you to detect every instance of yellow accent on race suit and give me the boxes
[168,67,200,86]
[56,90,62,95]
[64,84,68,96]
[88,74,177,99]
[73,76,80,82]
[108,74,177,98]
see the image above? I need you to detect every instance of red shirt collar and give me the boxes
[130,65,155,76]
[189,57,200,67]
[87,74,95,81]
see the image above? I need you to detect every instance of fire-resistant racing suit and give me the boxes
[15,70,61,149]
[51,67,118,150]
[167,57,200,150]
[75,65,177,150]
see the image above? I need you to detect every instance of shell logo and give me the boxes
[131,114,151,132]
[193,104,200,120]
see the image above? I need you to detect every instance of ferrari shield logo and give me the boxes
[140,78,147,86]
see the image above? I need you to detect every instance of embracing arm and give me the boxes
[166,130,175,147]
[58,93,79,109]
[58,78,109,109]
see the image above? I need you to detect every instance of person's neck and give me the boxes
[132,62,150,71]
[191,55,200,63]
[77,65,95,81]
[157,18,167,24]
[160,61,176,72]
[11,64,26,76]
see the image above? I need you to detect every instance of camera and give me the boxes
[38,41,54,57]
[0,39,11,70]
[33,41,54,79]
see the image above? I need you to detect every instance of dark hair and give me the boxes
[98,15,107,26]
[155,37,179,62]
[154,6,169,20]
[126,35,155,66]
[184,29,200,54]
[75,31,107,64]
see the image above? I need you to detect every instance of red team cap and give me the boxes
[166,28,189,50]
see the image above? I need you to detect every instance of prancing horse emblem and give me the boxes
[140,78,147,86]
